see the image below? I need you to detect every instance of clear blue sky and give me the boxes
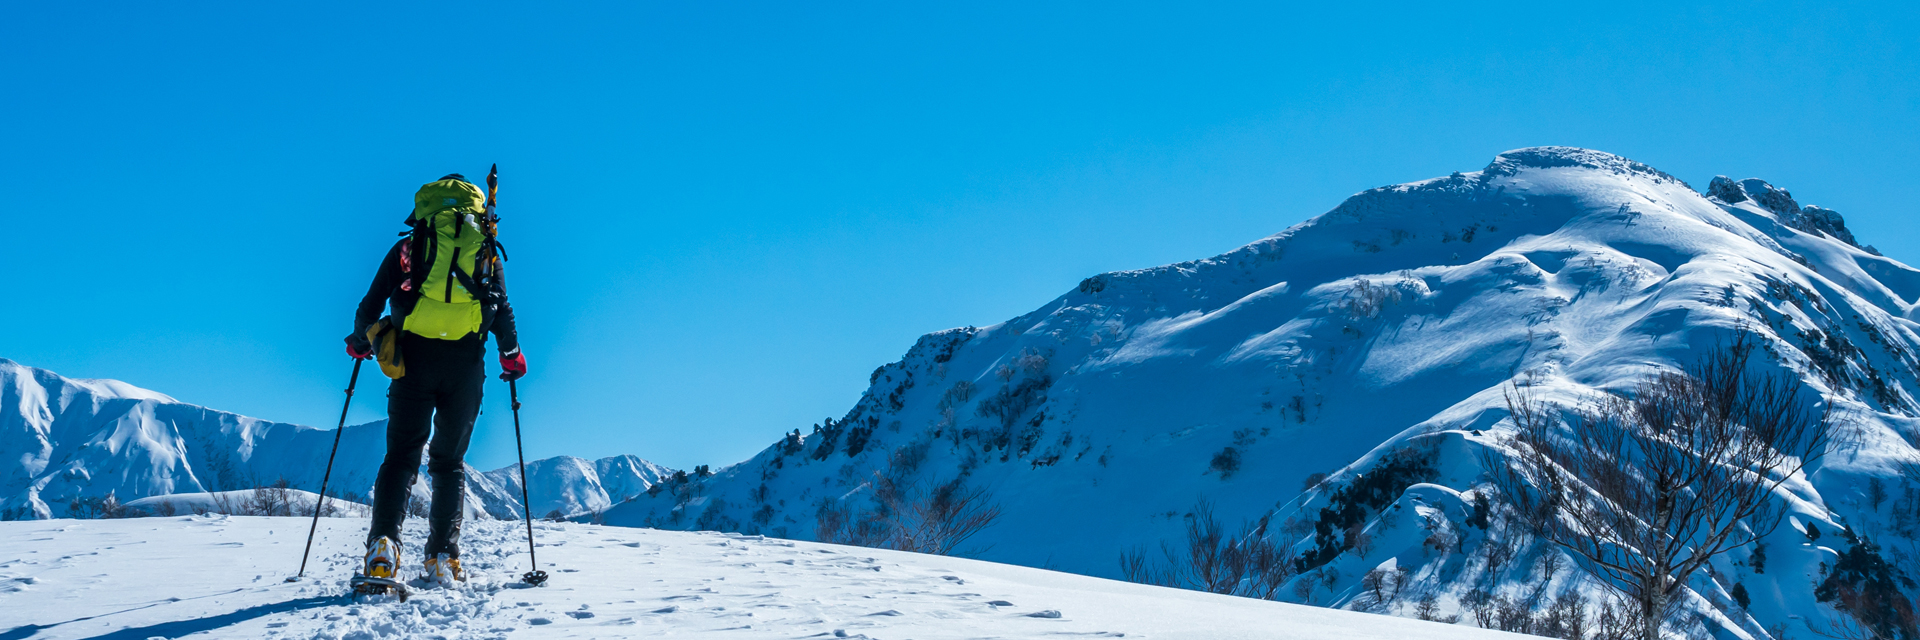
[3,2,1915,472]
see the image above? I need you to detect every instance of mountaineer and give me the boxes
[344,173,525,589]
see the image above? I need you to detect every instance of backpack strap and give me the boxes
[449,261,484,302]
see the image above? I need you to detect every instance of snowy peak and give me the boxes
[1480,145,1688,185]
[479,454,673,519]
[603,147,1920,639]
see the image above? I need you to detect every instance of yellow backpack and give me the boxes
[398,177,500,340]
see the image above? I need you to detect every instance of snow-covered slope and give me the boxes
[0,516,1527,639]
[0,359,669,521]
[123,489,373,517]
[602,148,1920,637]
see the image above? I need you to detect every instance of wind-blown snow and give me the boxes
[0,516,1527,639]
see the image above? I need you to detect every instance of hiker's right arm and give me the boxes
[351,241,405,341]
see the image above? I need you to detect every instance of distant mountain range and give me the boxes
[0,357,671,521]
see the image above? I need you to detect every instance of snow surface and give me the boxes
[0,516,1526,639]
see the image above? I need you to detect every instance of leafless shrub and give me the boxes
[1424,528,1460,556]
[1496,594,1538,633]
[937,380,976,411]
[1415,593,1458,623]
[303,489,349,518]
[1281,516,1313,540]
[1592,595,1646,640]
[1537,591,1592,640]
[977,375,1051,438]
[1318,566,1340,589]
[207,490,241,515]
[1352,566,1413,613]
[870,474,1002,556]
[820,472,1004,558]
[67,492,141,519]
[152,499,177,517]
[1014,348,1050,377]
[1343,278,1404,320]
[1349,524,1376,557]
[1487,336,1831,640]
[1804,604,1901,640]
[815,497,885,548]
[406,491,431,519]
[1482,533,1516,578]
[246,478,298,516]
[1463,588,1499,628]
[1119,500,1297,601]
[1293,573,1317,602]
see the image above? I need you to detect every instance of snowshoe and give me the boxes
[349,574,410,601]
[350,536,410,601]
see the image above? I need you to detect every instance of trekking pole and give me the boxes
[510,379,549,586]
[289,358,363,582]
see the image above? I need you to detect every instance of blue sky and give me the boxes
[3,2,1916,471]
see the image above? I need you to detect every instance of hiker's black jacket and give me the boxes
[353,239,520,354]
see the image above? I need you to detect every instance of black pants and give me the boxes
[367,333,484,559]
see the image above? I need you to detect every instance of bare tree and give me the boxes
[247,478,296,516]
[1487,337,1831,640]
[1118,500,1297,601]
[1805,605,1898,640]
[820,471,1004,557]
[67,492,140,519]
[870,473,1002,556]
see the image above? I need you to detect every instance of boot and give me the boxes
[425,553,467,583]
[364,536,401,580]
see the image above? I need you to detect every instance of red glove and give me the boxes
[499,349,527,381]
[346,335,373,360]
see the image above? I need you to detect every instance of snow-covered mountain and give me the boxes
[0,358,669,521]
[478,454,672,520]
[602,148,1920,638]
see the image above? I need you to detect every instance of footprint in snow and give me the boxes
[1026,610,1064,619]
